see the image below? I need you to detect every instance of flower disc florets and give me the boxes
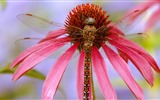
[65,3,111,49]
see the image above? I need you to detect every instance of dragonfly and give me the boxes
[16,9,145,100]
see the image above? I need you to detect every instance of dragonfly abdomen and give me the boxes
[84,51,91,100]
[82,18,96,100]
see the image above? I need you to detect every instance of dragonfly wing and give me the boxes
[50,42,79,59]
[111,9,146,32]
[15,37,79,59]
[15,37,42,50]
[96,9,146,35]
[101,33,146,60]
[125,32,147,44]
[17,14,64,34]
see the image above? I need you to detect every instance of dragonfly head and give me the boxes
[84,17,97,25]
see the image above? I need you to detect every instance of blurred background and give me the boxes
[0,0,160,99]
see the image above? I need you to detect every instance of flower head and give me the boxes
[65,4,111,50]
[11,3,159,100]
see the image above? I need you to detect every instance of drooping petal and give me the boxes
[91,46,117,99]
[110,40,154,86]
[47,29,66,37]
[10,37,71,69]
[11,42,47,69]
[102,44,144,99]
[42,43,79,100]
[12,39,69,81]
[109,25,124,36]
[39,29,67,43]
[117,49,129,63]
[77,50,85,100]
[108,34,160,72]
[145,9,160,31]
[125,1,156,25]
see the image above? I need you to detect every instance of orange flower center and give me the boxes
[65,3,111,50]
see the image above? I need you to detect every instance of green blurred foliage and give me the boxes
[0,63,45,80]
[0,0,7,10]
[141,32,160,52]
[0,82,36,99]
[153,74,160,89]
[108,11,125,22]
[0,64,67,99]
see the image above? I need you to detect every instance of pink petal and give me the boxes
[91,46,117,99]
[42,43,79,100]
[125,1,156,25]
[77,50,85,100]
[47,29,66,37]
[108,34,160,72]
[117,49,128,63]
[109,25,124,36]
[12,40,68,81]
[11,40,53,69]
[110,40,154,86]
[145,9,160,31]
[102,44,144,99]
[39,29,66,43]
[11,37,71,69]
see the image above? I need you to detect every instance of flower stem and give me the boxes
[91,64,96,100]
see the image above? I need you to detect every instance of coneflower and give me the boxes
[11,3,159,100]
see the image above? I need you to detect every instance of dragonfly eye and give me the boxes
[84,17,97,25]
